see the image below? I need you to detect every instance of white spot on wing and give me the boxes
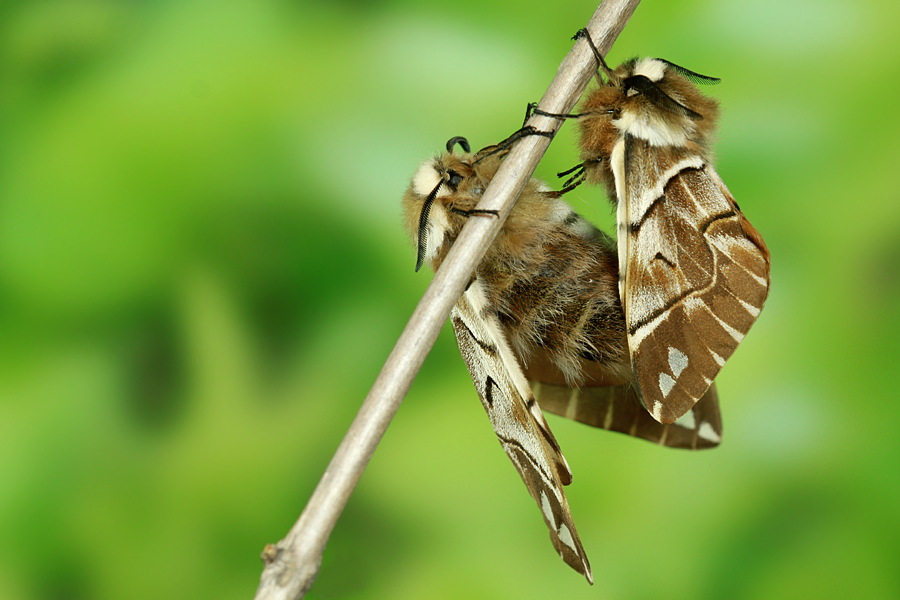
[674,409,696,430]
[748,271,769,286]
[659,373,675,397]
[712,312,745,343]
[651,400,663,422]
[738,298,762,317]
[540,490,556,530]
[698,422,721,444]
[668,347,688,377]
[710,350,725,367]
[558,523,578,552]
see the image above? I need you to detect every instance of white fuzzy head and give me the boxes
[412,161,450,198]
[632,58,667,82]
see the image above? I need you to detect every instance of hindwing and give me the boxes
[616,135,770,424]
[532,380,722,450]
[523,347,722,449]
[451,289,593,583]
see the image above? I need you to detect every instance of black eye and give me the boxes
[448,170,463,188]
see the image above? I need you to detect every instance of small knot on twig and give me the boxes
[260,543,280,565]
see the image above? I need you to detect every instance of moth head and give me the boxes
[403,136,491,272]
[611,57,721,148]
[576,57,721,190]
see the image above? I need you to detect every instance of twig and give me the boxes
[253,1,641,598]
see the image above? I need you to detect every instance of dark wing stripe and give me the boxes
[452,315,498,357]
[699,209,737,233]
[628,194,665,233]
[485,376,497,407]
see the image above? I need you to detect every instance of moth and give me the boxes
[538,30,771,424]
[402,131,723,583]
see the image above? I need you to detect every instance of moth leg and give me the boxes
[474,125,554,164]
[558,162,586,181]
[521,102,534,127]
[572,28,614,80]
[526,102,582,122]
[449,206,500,218]
[546,158,602,197]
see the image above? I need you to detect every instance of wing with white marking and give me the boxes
[620,136,770,424]
[532,380,722,450]
[451,292,592,583]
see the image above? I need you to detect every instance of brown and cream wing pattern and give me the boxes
[618,135,770,424]
[451,290,593,583]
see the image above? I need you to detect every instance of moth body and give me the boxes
[403,138,630,387]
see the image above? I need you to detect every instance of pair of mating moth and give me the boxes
[401,34,770,584]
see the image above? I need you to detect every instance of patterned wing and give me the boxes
[532,380,722,450]
[619,135,770,424]
[451,291,593,583]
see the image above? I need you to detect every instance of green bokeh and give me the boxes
[1,1,898,598]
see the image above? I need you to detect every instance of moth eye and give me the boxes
[448,170,463,188]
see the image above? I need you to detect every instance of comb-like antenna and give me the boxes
[623,75,704,120]
[415,178,444,272]
[658,59,721,86]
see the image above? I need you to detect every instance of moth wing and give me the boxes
[619,135,770,424]
[451,292,592,583]
[532,379,722,450]
[523,350,722,449]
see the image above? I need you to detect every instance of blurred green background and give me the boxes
[1,0,898,598]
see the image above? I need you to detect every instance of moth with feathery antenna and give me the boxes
[538,29,771,425]
[402,130,724,583]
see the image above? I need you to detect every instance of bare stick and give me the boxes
[253,1,641,598]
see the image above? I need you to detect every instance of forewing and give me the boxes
[621,136,770,423]
[451,293,592,583]
[532,380,722,450]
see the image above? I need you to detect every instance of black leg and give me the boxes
[449,207,500,218]
[526,102,582,121]
[548,157,603,196]
[473,125,554,164]
[573,28,614,80]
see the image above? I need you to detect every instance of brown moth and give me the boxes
[543,30,771,424]
[402,131,723,583]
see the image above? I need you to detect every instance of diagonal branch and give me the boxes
[253,1,641,598]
